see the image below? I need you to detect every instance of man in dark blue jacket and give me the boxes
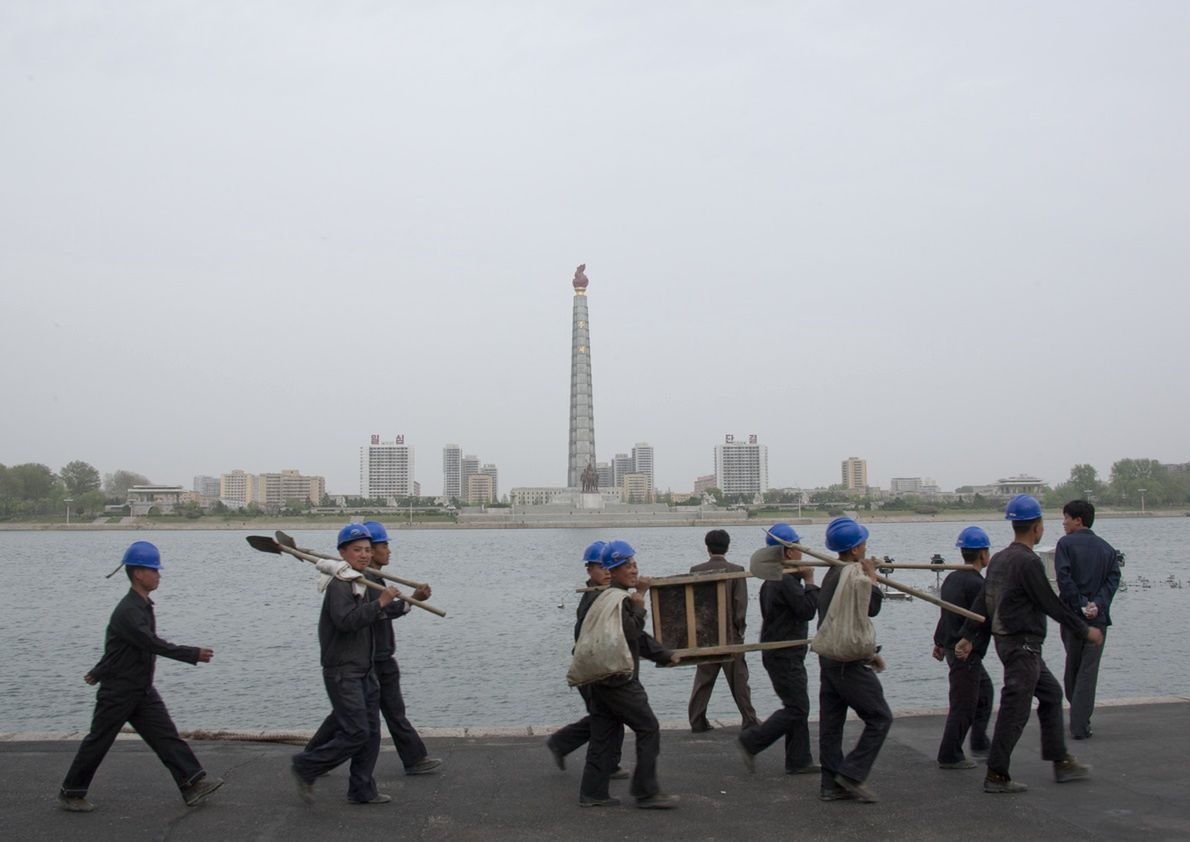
[1054,500,1121,740]
[58,542,223,812]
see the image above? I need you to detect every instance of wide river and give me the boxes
[2,518,1187,733]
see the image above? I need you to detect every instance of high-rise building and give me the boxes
[442,444,462,500]
[567,264,597,487]
[193,475,220,497]
[480,463,499,499]
[257,469,326,507]
[461,454,480,495]
[360,435,415,499]
[714,434,769,497]
[596,462,613,489]
[612,453,634,489]
[219,469,256,505]
[466,473,495,505]
[631,442,655,494]
[841,457,868,492]
[622,472,651,503]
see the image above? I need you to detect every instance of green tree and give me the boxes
[703,487,724,505]
[60,460,101,497]
[103,470,151,498]
[1109,458,1167,507]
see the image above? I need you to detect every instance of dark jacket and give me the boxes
[962,542,1089,646]
[318,576,383,675]
[576,583,673,685]
[690,555,748,644]
[816,563,882,665]
[1054,528,1121,628]
[364,569,411,661]
[759,572,820,648]
[933,569,988,657]
[88,590,200,692]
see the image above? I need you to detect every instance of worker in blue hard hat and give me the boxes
[737,524,820,776]
[816,517,890,804]
[575,540,680,809]
[58,542,224,812]
[955,495,1104,794]
[931,526,994,770]
[688,529,760,734]
[548,541,629,780]
[292,524,401,805]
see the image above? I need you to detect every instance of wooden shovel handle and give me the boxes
[275,544,446,618]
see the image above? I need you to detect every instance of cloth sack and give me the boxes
[810,563,878,662]
[315,558,368,598]
[567,589,633,687]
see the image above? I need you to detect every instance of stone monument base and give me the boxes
[577,492,604,510]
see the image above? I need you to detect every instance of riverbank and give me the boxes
[1,509,1184,531]
[6,699,1187,841]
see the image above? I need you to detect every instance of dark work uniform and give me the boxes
[817,565,891,791]
[1054,528,1120,739]
[933,568,993,763]
[687,556,760,731]
[60,589,208,799]
[548,582,625,766]
[962,542,1091,779]
[739,571,820,770]
[293,577,385,802]
[577,585,674,801]
[367,569,429,768]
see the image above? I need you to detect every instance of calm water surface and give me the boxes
[2,519,1187,732]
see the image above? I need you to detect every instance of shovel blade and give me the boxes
[749,545,787,581]
[275,530,298,549]
[246,535,282,554]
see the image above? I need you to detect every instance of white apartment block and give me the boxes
[714,435,769,497]
[257,469,326,507]
[466,473,495,505]
[220,469,255,504]
[360,435,415,499]
[442,444,462,500]
[631,442,655,493]
[841,457,868,491]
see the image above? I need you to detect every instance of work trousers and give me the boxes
[549,685,625,765]
[581,680,660,801]
[937,651,993,763]
[818,658,892,787]
[688,653,760,731]
[294,670,381,802]
[739,650,812,771]
[60,686,205,798]
[987,637,1067,778]
[1060,625,1106,739]
[374,656,428,767]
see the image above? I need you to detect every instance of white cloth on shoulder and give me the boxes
[315,558,368,598]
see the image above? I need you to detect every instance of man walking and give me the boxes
[688,529,760,733]
[58,541,223,812]
[957,495,1104,794]
[932,527,994,769]
[737,523,820,775]
[1054,500,1121,740]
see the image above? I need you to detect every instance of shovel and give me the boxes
[275,530,429,590]
[751,536,984,623]
[245,535,446,618]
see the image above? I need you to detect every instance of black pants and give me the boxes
[60,686,205,798]
[818,657,892,787]
[739,650,813,771]
[374,657,428,767]
[937,651,993,763]
[294,670,381,802]
[549,685,624,765]
[581,680,659,800]
[1061,625,1105,739]
[688,653,760,730]
[987,637,1067,778]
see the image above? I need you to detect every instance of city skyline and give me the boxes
[3,5,1188,497]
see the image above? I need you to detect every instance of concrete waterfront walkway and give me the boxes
[3,699,1188,842]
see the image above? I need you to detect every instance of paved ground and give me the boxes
[3,699,1188,842]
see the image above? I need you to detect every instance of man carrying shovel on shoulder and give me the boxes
[573,540,680,809]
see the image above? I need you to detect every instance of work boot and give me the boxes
[610,766,630,780]
[818,785,854,802]
[57,795,96,812]
[983,771,1028,793]
[635,792,679,809]
[735,737,756,773]
[291,766,315,804]
[938,758,977,770]
[579,795,621,807]
[182,776,224,807]
[1054,756,1091,783]
[405,757,443,775]
[786,763,822,775]
[348,793,392,805]
[834,774,878,803]
[546,740,566,771]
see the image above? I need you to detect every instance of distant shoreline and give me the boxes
[1,509,1183,532]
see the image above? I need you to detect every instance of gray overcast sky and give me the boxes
[3,2,1188,496]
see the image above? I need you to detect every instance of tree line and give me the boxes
[0,462,149,518]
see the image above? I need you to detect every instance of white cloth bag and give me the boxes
[810,563,878,662]
[567,589,633,687]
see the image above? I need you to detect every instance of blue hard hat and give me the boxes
[955,526,991,549]
[337,523,372,548]
[583,541,607,565]
[765,523,800,546]
[601,539,636,570]
[1004,494,1043,521]
[362,521,390,544]
[122,541,162,570]
[825,517,870,553]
